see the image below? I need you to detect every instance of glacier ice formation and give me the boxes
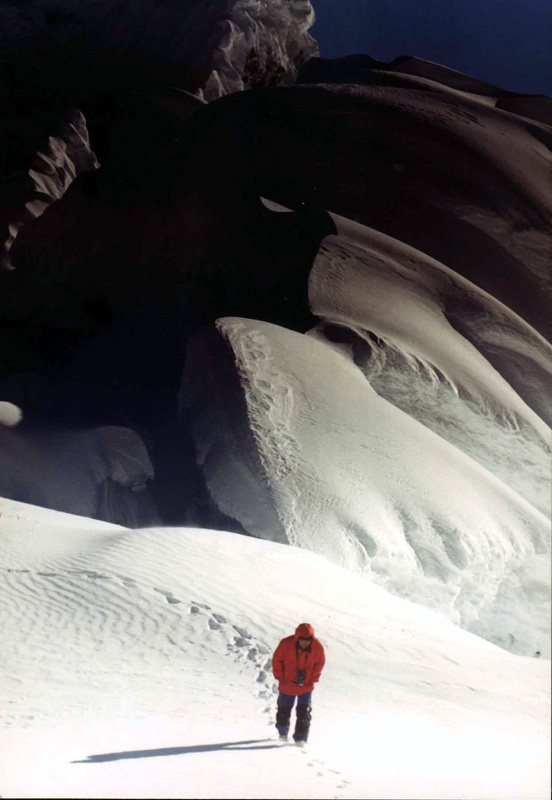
[0,2,550,657]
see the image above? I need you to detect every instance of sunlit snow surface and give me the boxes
[0,499,549,799]
[182,207,551,659]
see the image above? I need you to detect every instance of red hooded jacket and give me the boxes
[272,623,326,696]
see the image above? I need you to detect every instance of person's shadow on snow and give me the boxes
[72,739,280,763]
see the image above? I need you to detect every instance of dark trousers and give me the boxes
[276,691,313,742]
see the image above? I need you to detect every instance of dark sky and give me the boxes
[310,0,552,96]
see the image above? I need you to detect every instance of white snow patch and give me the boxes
[0,498,549,799]
[211,316,550,657]
[0,401,23,427]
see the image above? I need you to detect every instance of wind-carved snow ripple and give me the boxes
[0,566,168,672]
[2,553,281,706]
[220,319,306,546]
[184,602,277,705]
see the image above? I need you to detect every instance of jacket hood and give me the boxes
[294,623,315,640]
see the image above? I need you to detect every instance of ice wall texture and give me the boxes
[202,81,552,343]
[184,300,549,657]
[180,72,552,657]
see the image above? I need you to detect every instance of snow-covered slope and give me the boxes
[0,17,550,788]
[299,54,552,126]
[309,212,552,498]
[182,313,550,658]
[0,498,549,799]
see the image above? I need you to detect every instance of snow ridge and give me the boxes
[311,227,551,441]
[217,318,304,546]
[212,315,549,657]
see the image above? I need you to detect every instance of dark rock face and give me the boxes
[4,87,334,337]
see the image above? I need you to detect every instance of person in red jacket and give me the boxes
[272,622,326,745]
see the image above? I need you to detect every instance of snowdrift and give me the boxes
[183,314,550,658]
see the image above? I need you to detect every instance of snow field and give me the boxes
[0,498,549,799]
